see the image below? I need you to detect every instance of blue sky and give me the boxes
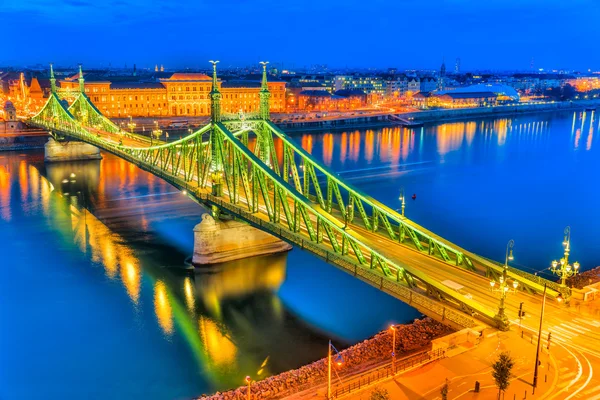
[2,0,599,71]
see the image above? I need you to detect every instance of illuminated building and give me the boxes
[296,89,366,111]
[58,72,286,117]
[333,75,385,102]
[413,91,497,109]
[566,77,600,92]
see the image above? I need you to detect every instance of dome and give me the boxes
[4,100,15,110]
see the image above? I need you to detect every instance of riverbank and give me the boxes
[279,99,600,133]
[0,134,48,151]
[196,318,453,400]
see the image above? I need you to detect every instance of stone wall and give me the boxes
[193,214,292,265]
[44,138,102,162]
[197,318,453,400]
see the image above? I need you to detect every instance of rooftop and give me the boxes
[164,73,212,81]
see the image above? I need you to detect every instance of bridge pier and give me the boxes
[192,213,292,265]
[44,137,102,162]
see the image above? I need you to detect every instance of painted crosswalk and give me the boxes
[521,319,598,345]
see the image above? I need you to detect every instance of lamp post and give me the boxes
[327,340,343,400]
[245,376,251,400]
[344,203,354,229]
[127,115,136,135]
[399,188,405,217]
[151,120,162,146]
[550,226,580,289]
[532,284,564,393]
[390,325,396,373]
[490,240,518,330]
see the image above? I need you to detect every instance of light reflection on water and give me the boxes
[1,110,599,399]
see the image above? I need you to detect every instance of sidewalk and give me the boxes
[312,328,583,400]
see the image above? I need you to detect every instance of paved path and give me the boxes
[330,327,597,400]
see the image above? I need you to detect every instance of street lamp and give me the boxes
[151,120,162,146]
[327,340,343,400]
[245,376,251,400]
[532,283,562,393]
[344,202,354,229]
[390,324,396,373]
[127,115,136,135]
[550,226,580,288]
[399,188,405,217]
[490,240,518,330]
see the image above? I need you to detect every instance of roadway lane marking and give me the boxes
[561,371,578,380]
[583,385,600,395]
[550,326,578,339]
[560,323,591,333]
[574,317,600,328]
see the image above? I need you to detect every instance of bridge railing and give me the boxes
[264,120,562,296]
[196,192,480,330]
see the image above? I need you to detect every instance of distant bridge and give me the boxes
[27,63,568,331]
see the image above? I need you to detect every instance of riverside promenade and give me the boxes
[197,318,454,400]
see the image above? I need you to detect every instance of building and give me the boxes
[333,75,385,98]
[58,71,286,117]
[420,77,438,93]
[438,59,447,91]
[297,89,366,111]
[435,92,497,107]
[412,92,432,109]
[412,91,497,108]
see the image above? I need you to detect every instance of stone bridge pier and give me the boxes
[44,137,102,162]
[193,213,292,265]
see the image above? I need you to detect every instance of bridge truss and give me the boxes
[27,62,566,331]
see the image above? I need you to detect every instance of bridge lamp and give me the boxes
[490,240,517,330]
[550,226,580,291]
[399,188,405,217]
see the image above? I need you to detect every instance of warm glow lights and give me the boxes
[199,316,237,366]
[184,277,196,314]
[154,280,174,335]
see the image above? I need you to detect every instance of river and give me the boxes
[0,110,598,399]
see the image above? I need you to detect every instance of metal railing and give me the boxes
[331,348,445,398]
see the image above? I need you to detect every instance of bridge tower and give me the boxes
[77,65,89,124]
[259,61,271,121]
[209,60,222,123]
[78,64,85,93]
[256,61,274,167]
[208,60,224,205]
[49,63,57,94]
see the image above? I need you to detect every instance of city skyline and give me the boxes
[3,0,599,71]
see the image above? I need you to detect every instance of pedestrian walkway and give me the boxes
[335,328,589,400]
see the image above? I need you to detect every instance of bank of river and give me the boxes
[280,99,600,133]
[199,318,452,400]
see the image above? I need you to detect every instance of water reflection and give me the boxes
[154,280,174,335]
[1,155,333,395]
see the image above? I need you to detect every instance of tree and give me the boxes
[370,387,390,400]
[492,351,514,400]
[440,378,449,400]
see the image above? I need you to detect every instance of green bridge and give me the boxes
[27,62,568,332]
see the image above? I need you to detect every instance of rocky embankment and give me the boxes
[568,266,600,289]
[198,318,453,400]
